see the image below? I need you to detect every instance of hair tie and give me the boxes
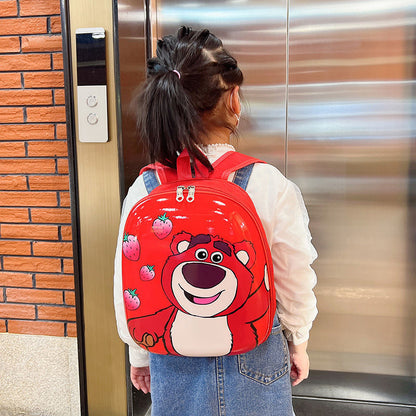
[172,69,181,79]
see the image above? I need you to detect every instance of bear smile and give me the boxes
[183,289,222,305]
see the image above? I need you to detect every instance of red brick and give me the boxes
[29,175,69,190]
[61,225,72,240]
[0,141,26,157]
[54,89,65,105]
[0,240,31,255]
[22,35,63,53]
[0,175,27,190]
[35,273,74,289]
[67,322,77,337]
[64,290,75,306]
[0,18,47,36]
[38,305,76,321]
[26,106,66,123]
[0,291,3,302]
[20,0,61,16]
[0,208,29,223]
[0,73,21,88]
[27,140,67,157]
[24,71,64,88]
[8,320,64,336]
[0,108,24,123]
[50,16,62,33]
[7,288,63,304]
[33,241,73,257]
[0,53,51,71]
[63,259,73,274]
[0,159,56,174]
[0,320,6,332]
[31,208,71,224]
[0,124,55,141]
[0,89,52,106]
[0,271,33,287]
[1,224,59,240]
[57,158,69,174]
[0,36,20,53]
[55,124,67,139]
[52,53,63,70]
[0,1,18,17]
[3,256,61,273]
[0,191,57,207]
[59,191,70,207]
[0,303,35,319]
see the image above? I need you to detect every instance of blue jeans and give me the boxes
[149,315,293,416]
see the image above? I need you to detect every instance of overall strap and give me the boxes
[142,169,160,193]
[232,163,255,191]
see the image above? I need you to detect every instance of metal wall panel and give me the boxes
[288,0,416,378]
[152,0,288,171]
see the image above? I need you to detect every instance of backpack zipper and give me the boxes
[176,186,195,203]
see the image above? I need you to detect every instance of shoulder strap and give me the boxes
[140,150,264,192]
[210,151,263,180]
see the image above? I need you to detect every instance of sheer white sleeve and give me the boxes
[113,175,150,367]
[246,164,318,345]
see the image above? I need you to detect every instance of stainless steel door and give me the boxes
[288,0,416,378]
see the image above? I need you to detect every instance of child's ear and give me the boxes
[229,85,241,115]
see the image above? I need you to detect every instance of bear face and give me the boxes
[161,233,256,317]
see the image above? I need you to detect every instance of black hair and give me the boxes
[134,26,243,169]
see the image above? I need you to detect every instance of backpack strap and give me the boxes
[140,150,264,192]
[211,151,264,181]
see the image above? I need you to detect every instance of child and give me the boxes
[114,26,317,416]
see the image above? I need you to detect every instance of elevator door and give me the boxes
[116,0,416,414]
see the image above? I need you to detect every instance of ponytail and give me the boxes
[134,27,243,170]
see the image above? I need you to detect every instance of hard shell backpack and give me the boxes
[122,150,276,357]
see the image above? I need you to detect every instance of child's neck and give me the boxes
[201,127,231,145]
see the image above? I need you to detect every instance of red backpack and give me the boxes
[122,150,276,356]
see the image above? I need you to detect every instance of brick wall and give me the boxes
[0,0,76,337]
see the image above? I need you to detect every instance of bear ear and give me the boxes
[170,232,192,254]
[234,241,256,269]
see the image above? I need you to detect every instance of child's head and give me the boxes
[135,26,243,168]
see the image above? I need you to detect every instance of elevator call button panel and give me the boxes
[75,27,108,143]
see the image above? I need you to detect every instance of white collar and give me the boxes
[199,143,235,158]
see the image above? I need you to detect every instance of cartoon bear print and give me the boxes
[127,232,271,356]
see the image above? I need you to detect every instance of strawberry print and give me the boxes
[123,233,140,261]
[140,265,155,281]
[152,213,173,239]
[124,289,140,310]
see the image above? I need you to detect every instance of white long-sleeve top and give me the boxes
[114,144,318,367]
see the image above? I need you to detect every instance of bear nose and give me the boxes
[183,263,226,289]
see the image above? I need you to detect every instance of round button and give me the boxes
[87,113,99,125]
[86,95,98,107]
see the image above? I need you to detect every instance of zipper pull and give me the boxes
[176,186,185,202]
[186,186,195,202]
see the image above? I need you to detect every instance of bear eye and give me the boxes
[211,252,223,264]
[195,248,208,260]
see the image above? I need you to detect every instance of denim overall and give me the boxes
[149,313,293,416]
